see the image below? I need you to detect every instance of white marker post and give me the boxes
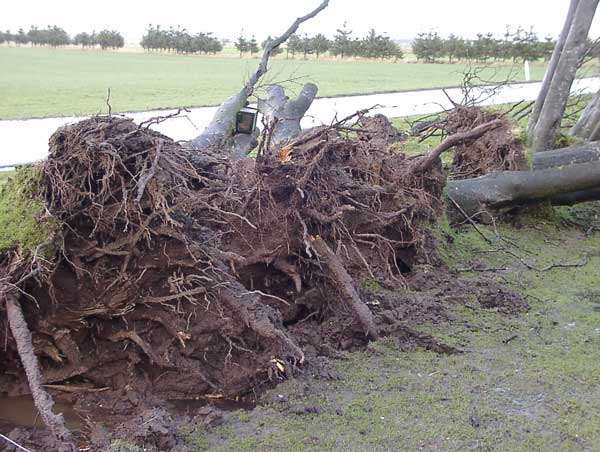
[524,60,531,82]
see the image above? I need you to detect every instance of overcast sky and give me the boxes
[4,0,600,44]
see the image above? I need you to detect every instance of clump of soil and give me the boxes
[446,106,528,179]
[0,114,526,451]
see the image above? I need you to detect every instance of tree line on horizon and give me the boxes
[412,27,557,63]
[0,26,124,49]
[238,23,403,61]
[140,25,223,54]
[3,22,598,65]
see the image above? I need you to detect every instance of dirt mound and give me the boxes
[446,106,528,179]
[0,116,444,405]
[0,114,530,450]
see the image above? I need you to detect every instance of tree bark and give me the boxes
[257,83,318,148]
[532,141,600,169]
[446,160,600,218]
[309,236,379,340]
[528,0,580,136]
[528,0,599,152]
[551,187,600,205]
[571,89,600,140]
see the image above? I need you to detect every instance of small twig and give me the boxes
[456,266,508,273]
[138,108,191,129]
[43,384,110,393]
[502,334,519,344]
[240,290,290,306]
[447,196,493,244]
[135,141,163,204]
[536,257,589,272]
[0,433,33,452]
[441,88,459,108]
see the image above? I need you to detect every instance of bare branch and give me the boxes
[412,119,504,173]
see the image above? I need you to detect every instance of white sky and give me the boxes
[4,0,600,44]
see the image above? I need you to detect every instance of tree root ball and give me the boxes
[0,115,524,436]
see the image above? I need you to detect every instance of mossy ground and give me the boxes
[170,203,600,452]
[0,167,56,253]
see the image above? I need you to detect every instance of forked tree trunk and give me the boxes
[257,83,318,148]
[527,0,580,135]
[190,1,328,156]
[528,0,599,152]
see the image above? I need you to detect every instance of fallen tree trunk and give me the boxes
[532,140,600,169]
[447,160,600,218]
[550,187,600,205]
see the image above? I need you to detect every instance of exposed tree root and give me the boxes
[2,286,74,449]
[309,236,379,339]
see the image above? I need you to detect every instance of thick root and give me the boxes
[3,288,74,449]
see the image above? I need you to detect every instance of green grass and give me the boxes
[0,171,13,186]
[174,206,600,452]
[0,46,559,119]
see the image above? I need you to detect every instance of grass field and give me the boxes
[0,46,558,120]
[0,171,12,186]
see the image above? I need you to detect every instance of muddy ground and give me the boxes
[0,111,525,451]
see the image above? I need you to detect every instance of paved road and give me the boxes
[2,77,600,167]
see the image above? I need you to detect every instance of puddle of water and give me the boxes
[0,395,84,432]
[0,395,255,434]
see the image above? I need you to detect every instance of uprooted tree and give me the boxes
[1,1,600,450]
[443,0,600,219]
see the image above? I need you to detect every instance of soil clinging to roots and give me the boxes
[447,106,528,179]
[0,114,526,449]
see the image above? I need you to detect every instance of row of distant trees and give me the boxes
[140,25,223,54]
[412,28,556,63]
[237,24,403,61]
[8,24,598,65]
[0,26,124,49]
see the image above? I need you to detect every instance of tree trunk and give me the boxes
[571,89,600,140]
[532,141,600,169]
[528,0,580,136]
[190,1,329,155]
[528,0,599,152]
[551,187,600,205]
[446,160,600,218]
[257,83,318,148]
